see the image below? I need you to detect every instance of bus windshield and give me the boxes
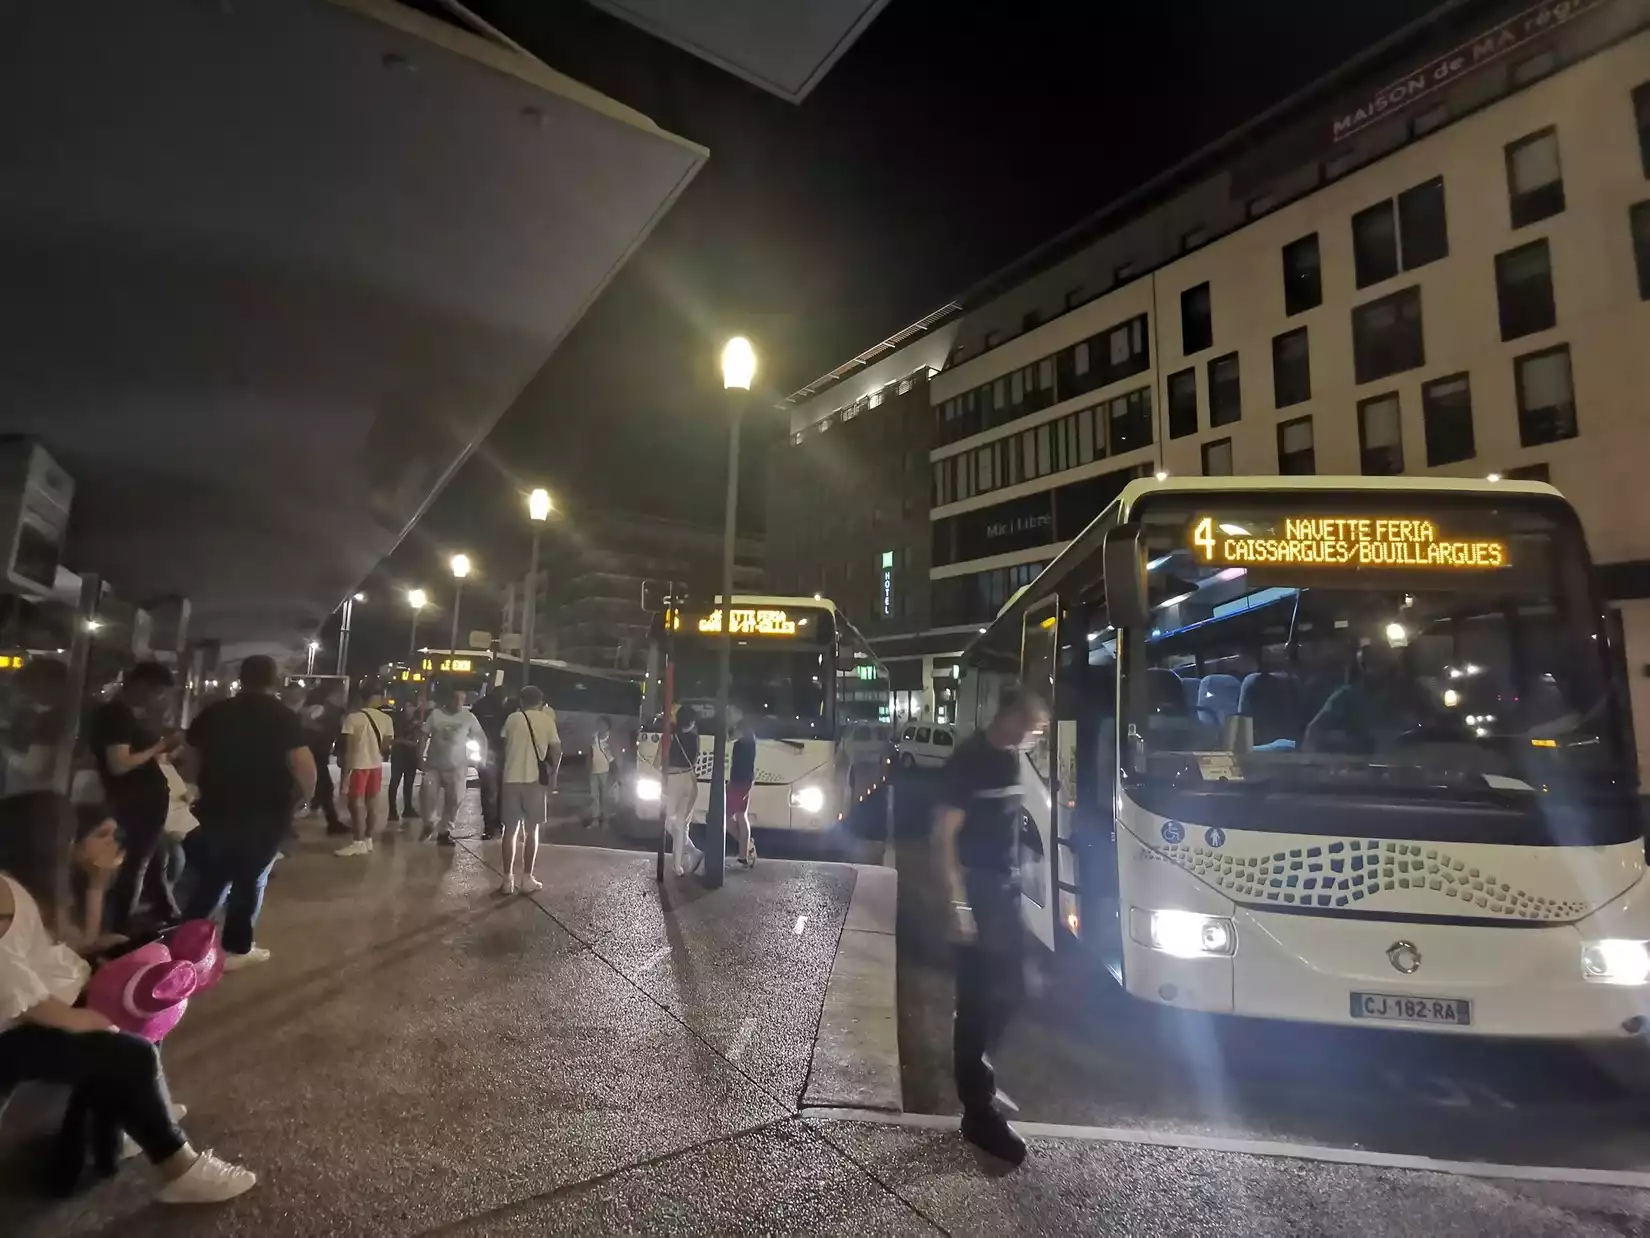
[667,639,831,741]
[1122,493,1633,808]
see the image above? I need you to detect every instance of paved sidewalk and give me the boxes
[7,803,1650,1235]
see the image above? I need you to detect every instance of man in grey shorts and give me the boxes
[497,685,560,895]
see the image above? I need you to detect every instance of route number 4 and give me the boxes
[1194,517,1215,561]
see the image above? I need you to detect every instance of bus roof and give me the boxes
[963,474,1566,666]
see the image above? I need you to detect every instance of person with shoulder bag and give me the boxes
[334,684,391,858]
[496,686,560,895]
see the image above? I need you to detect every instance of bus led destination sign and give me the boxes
[1192,516,1508,569]
[696,608,799,636]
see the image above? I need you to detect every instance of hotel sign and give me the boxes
[1331,0,1610,144]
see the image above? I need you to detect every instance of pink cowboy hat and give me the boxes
[162,920,224,991]
[82,942,198,1043]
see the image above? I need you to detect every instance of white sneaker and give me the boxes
[676,844,704,877]
[123,1104,187,1160]
[498,876,516,896]
[334,840,371,857]
[156,1149,257,1204]
[222,947,270,972]
[521,874,543,893]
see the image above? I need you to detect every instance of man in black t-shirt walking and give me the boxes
[933,684,1047,1166]
[180,656,316,970]
[91,660,182,932]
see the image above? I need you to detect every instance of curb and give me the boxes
[802,864,903,1113]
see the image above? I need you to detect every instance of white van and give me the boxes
[896,722,956,769]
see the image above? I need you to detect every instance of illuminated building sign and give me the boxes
[1191,516,1509,569]
[695,608,798,636]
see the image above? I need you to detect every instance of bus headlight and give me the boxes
[1581,939,1650,984]
[1131,908,1236,959]
[635,776,662,803]
[790,785,826,814]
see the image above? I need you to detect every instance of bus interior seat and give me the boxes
[1146,667,1219,750]
[1240,672,1300,746]
[1179,675,1200,712]
[1196,674,1242,728]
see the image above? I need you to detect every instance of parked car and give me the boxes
[896,722,956,769]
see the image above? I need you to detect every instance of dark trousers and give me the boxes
[953,868,1025,1116]
[310,743,343,829]
[387,748,418,817]
[479,757,502,835]
[182,827,279,955]
[0,1025,186,1165]
[108,795,178,933]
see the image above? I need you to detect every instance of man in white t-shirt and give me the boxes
[587,716,613,828]
[497,685,560,894]
[334,684,391,858]
[420,686,486,845]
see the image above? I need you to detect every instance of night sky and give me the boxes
[355,0,1442,668]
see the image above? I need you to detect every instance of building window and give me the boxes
[1505,128,1564,228]
[1358,394,1403,476]
[1207,352,1241,427]
[1277,416,1315,475]
[1058,314,1148,401]
[1495,239,1556,341]
[1282,233,1321,315]
[1422,373,1475,466]
[1515,345,1577,447]
[1397,177,1449,269]
[1107,388,1154,455]
[1352,177,1449,287]
[1352,200,1399,287]
[1352,286,1424,384]
[1412,103,1448,136]
[1636,82,1650,177]
[1271,328,1311,408]
[1202,437,1233,476]
[1167,368,1198,439]
[1632,201,1650,300]
[1181,282,1212,355]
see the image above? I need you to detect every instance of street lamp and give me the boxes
[407,588,427,667]
[448,554,470,659]
[521,489,553,689]
[337,592,366,676]
[306,639,321,676]
[705,335,756,889]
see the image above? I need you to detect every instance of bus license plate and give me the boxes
[1350,992,1471,1026]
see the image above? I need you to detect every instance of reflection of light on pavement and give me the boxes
[793,916,807,935]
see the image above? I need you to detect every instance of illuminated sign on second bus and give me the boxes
[1191,516,1509,569]
[694,608,798,636]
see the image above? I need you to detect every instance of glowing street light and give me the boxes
[407,587,428,666]
[521,490,554,688]
[702,335,759,889]
[448,554,471,658]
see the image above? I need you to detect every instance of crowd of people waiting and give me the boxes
[0,654,631,1206]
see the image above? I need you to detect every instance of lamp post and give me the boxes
[706,335,756,889]
[520,489,553,690]
[337,592,365,677]
[407,588,427,665]
[448,555,470,661]
[306,640,320,676]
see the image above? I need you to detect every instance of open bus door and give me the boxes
[1018,599,1060,951]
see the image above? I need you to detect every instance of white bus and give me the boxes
[629,596,890,836]
[964,475,1648,1041]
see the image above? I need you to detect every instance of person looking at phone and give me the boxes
[90,662,182,933]
[0,791,258,1203]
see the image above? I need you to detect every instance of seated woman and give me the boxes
[0,791,256,1204]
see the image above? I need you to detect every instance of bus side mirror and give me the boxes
[1103,522,1149,629]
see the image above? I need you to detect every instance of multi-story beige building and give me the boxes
[923,0,1650,769]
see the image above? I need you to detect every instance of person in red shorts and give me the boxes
[334,684,391,858]
[729,716,757,868]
